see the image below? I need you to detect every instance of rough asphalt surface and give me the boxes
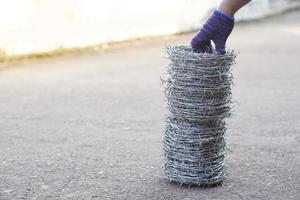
[0,10,299,200]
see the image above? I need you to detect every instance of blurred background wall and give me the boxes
[0,0,299,57]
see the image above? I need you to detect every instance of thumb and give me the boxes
[213,39,226,54]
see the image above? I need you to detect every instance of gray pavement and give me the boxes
[0,10,300,200]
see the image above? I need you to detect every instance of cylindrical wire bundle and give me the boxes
[162,45,236,186]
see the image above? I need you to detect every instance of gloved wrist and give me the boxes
[214,10,235,23]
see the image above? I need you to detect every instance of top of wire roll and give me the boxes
[165,45,237,62]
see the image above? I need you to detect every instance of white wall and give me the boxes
[0,0,298,56]
[236,0,300,20]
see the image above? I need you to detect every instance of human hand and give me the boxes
[191,10,235,54]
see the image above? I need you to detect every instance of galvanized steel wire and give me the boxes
[162,45,236,186]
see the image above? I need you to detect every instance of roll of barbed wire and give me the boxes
[162,45,236,186]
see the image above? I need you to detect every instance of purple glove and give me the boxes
[191,10,235,54]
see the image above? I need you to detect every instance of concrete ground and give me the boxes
[0,10,300,200]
